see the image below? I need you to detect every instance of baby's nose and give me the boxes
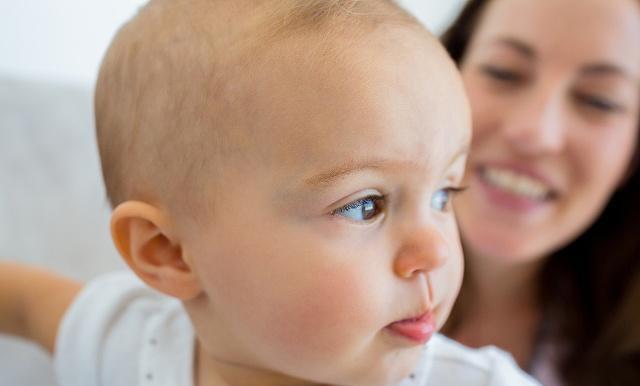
[393,225,449,279]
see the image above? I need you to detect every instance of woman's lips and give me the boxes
[386,312,435,344]
[475,164,557,212]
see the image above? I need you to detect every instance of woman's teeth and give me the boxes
[481,167,552,200]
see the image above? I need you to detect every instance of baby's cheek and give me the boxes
[266,263,383,360]
[432,243,464,328]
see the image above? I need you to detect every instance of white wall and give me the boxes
[401,0,467,35]
[0,0,148,86]
[0,0,466,87]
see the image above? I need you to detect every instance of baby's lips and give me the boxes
[386,311,435,344]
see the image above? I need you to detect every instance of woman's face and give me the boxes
[457,0,640,263]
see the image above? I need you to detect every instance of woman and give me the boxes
[441,0,640,385]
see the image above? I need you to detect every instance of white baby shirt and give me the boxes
[54,271,540,386]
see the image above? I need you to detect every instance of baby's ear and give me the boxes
[110,201,201,300]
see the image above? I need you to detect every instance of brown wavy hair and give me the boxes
[441,1,640,385]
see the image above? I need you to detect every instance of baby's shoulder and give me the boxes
[412,334,541,386]
[54,271,195,386]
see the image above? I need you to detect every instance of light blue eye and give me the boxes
[333,196,384,222]
[430,189,451,212]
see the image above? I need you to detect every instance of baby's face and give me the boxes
[184,28,470,386]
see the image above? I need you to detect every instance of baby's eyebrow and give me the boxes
[303,159,387,188]
[303,145,469,188]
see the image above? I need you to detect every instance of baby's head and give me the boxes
[96,1,471,385]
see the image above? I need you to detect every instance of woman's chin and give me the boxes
[461,227,550,266]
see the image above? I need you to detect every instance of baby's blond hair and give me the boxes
[95,0,422,216]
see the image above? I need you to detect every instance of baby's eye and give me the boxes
[430,187,466,212]
[332,196,385,222]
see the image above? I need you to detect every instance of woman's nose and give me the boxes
[502,88,567,156]
[393,224,450,279]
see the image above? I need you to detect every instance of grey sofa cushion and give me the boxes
[0,76,124,385]
[0,76,122,276]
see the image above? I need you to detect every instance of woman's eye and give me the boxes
[573,91,623,113]
[480,65,524,84]
[431,187,466,212]
[332,196,385,222]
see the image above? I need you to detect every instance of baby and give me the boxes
[0,0,540,385]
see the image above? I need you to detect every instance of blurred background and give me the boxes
[0,0,466,86]
[0,1,466,385]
